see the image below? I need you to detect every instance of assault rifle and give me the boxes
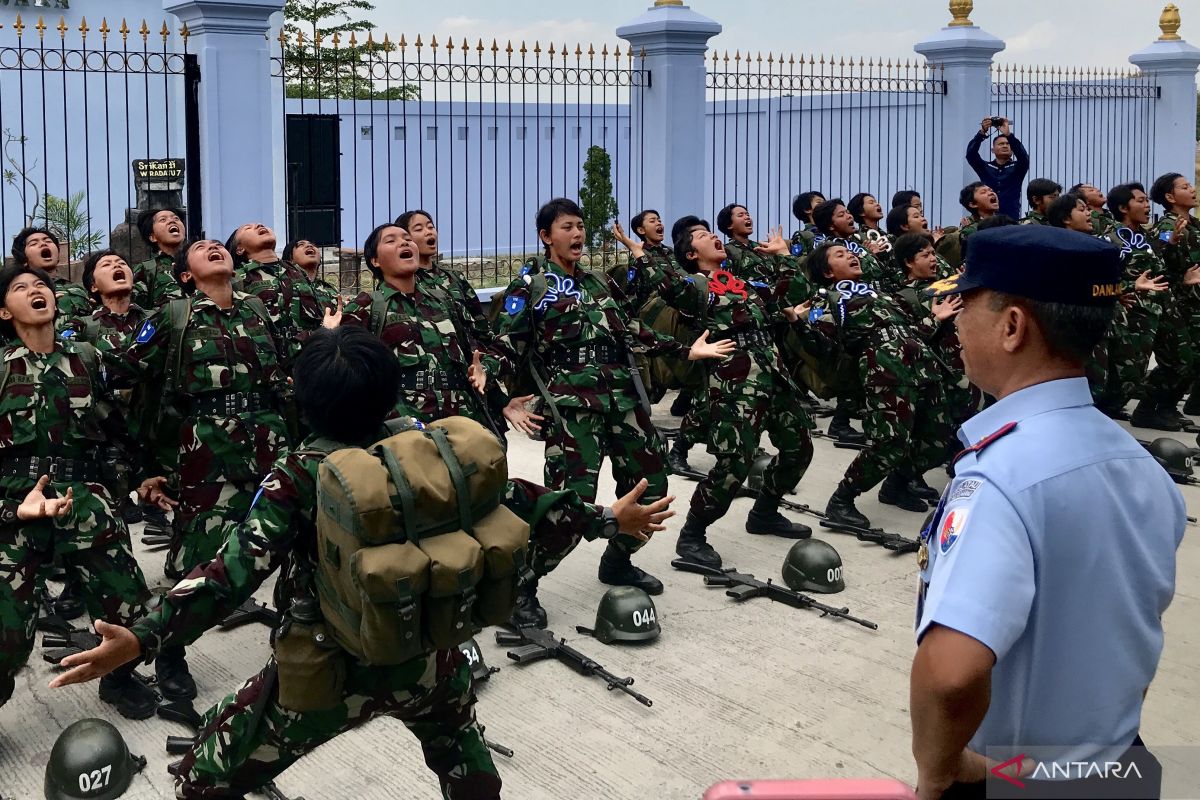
[671,559,878,630]
[219,598,281,631]
[41,627,100,664]
[494,627,653,707]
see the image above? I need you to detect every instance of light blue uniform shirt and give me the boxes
[916,377,1185,764]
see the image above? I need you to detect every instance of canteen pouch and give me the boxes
[273,621,345,712]
[470,505,532,627]
[417,530,485,650]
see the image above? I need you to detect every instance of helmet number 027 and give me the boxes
[826,567,842,584]
[632,608,656,628]
[79,764,113,793]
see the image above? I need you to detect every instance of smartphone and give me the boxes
[703,778,917,800]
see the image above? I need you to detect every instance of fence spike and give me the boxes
[331,31,341,47]
[600,43,607,57]
[534,40,542,55]
[159,20,171,42]
[56,15,67,39]
[445,35,452,50]
[492,38,499,54]
[366,30,374,46]
[98,17,110,40]
[519,40,526,55]
[348,31,357,47]
[767,52,774,64]
[278,27,288,46]
[429,34,437,49]
[13,13,23,38]
[575,43,582,57]
[477,38,485,53]
[414,33,422,49]
[119,18,130,42]
[640,46,647,59]
[79,16,89,38]
[548,41,555,56]
[35,15,46,39]
[505,39,513,55]
[140,19,150,41]
[588,43,595,57]
[614,43,623,58]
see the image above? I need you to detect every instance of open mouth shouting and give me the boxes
[30,294,49,311]
[304,244,318,258]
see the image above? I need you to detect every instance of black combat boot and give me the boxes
[908,474,940,502]
[670,389,694,417]
[675,514,722,569]
[120,501,143,525]
[827,412,866,445]
[1183,389,1200,417]
[825,483,871,529]
[508,577,547,629]
[745,493,811,539]
[155,645,197,702]
[1131,399,1182,432]
[52,577,85,621]
[141,503,170,533]
[598,543,664,595]
[667,436,694,474]
[878,473,928,512]
[99,664,159,720]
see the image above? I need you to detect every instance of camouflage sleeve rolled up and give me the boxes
[502,477,606,543]
[130,451,312,658]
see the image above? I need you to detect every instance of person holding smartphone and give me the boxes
[965,117,1030,220]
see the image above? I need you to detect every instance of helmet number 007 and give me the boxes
[79,764,113,792]
[826,567,842,583]
[632,608,656,627]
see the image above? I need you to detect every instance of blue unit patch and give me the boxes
[505,295,526,315]
[59,329,76,339]
[790,242,803,256]
[135,320,157,343]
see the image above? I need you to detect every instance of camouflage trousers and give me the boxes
[1143,301,1198,406]
[0,482,149,704]
[175,649,499,799]
[1092,304,1161,409]
[171,477,258,579]
[842,380,957,494]
[690,388,814,524]
[542,403,667,563]
[674,390,711,450]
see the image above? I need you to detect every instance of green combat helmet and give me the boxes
[781,539,845,594]
[1146,437,1194,483]
[575,586,660,644]
[744,448,775,494]
[458,637,499,684]
[45,718,146,800]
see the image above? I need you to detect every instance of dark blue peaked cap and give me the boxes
[926,225,1123,306]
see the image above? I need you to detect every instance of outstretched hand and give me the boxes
[754,226,789,256]
[612,222,644,260]
[1184,265,1200,286]
[137,476,178,512]
[322,296,344,329]
[467,349,487,394]
[48,620,142,689]
[687,330,736,361]
[781,301,811,323]
[1134,270,1169,293]
[609,478,675,542]
[502,394,545,436]
[17,476,73,521]
[931,294,962,321]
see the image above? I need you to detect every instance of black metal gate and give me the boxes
[285,113,341,246]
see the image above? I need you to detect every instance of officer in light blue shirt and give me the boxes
[909,226,1186,800]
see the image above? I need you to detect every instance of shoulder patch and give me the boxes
[938,507,970,554]
[59,329,76,340]
[952,421,1018,465]
[627,268,637,283]
[790,242,804,256]
[504,295,526,316]
[948,478,983,503]
[749,280,768,288]
[135,320,157,343]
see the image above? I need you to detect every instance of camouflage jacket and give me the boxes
[63,303,151,347]
[0,340,131,504]
[53,277,94,335]
[416,262,491,345]
[607,243,678,316]
[831,236,887,286]
[1107,224,1169,315]
[494,255,686,413]
[1020,210,1049,226]
[341,282,507,424]
[891,277,964,375]
[99,292,291,480]
[641,254,802,400]
[1091,209,1117,237]
[723,238,789,286]
[132,252,185,309]
[309,274,340,311]
[129,437,608,660]
[788,226,827,263]
[236,259,325,365]
[807,279,948,387]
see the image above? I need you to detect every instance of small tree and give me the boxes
[41,192,103,261]
[579,146,619,265]
[3,129,43,227]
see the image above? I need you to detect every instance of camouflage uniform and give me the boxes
[100,293,291,576]
[0,340,149,703]
[1091,208,1117,237]
[1091,226,1166,411]
[130,434,617,798]
[1020,210,1049,225]
[1141,212,1200,410]
[494,256,683,564]
[53,277,94,335]
[340,283,507,427]
[645,256,814,523]
[891,277,978,425]
[236,260,325,367]
[132,252,185,309]
[809,279,957,494]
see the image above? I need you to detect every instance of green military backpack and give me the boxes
[314,416,531,665]
[637,292,704,399]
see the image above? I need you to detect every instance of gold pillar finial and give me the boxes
[1159,4,1182,41]
[654,0,684,6]
[948,0,974,27]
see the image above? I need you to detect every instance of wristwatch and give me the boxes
[600,507,620,539]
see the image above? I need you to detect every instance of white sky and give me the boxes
[365,0,1176,69]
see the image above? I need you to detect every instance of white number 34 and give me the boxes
[78,764,113,792]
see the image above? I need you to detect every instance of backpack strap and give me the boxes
[82,316,102,344]
[164,298,193,397]
[425,426,477,535]
[72,341,101,389]
[368,291,389,339]
[377,445,419,542]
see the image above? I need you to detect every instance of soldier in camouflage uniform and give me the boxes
[99,238,292,702]
[1132,173,1200,430]
[848,193,890,249]
[282,238,339,311]
[0,264,158,719]
[886,205,956,281]
[936,182,1001,270]
[1088,184,1171,417]
[648,224,816,568]
[329,223,503,429]
[1070,182,1116,236]
[49,327,677,797]
[1020,178,1061,225]
[789,190,826,255]
[494,198,731,604]
[805,242,961,528]
[226,222,325,367]
[10,227,93,335]
[133,207,187,309]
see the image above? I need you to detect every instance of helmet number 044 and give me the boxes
[632,608,657,628]
[80,764,113,792]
